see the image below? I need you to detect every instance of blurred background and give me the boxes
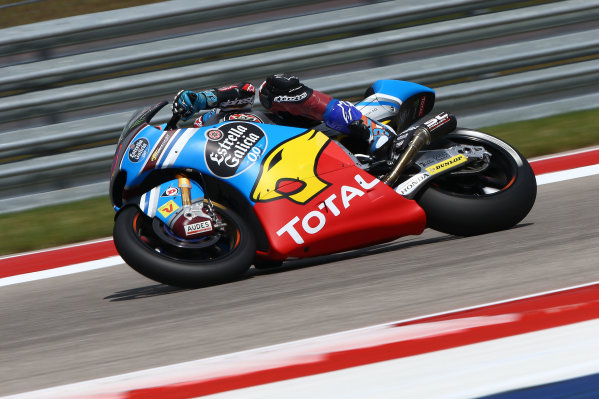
[1,0,598,254]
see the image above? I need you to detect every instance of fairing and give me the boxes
[356,80,435,127]
[112,80,430,260]
[252,138,426,258]
[138,179,205,225]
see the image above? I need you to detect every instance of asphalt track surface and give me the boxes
[1,174,598,396]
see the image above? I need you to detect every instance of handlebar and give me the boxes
[165,112,182,131]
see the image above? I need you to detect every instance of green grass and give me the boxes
[2,108,598,257]
[0,196,115,255]
[482,108,599,158]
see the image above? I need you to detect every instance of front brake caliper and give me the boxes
[138,177,221,239]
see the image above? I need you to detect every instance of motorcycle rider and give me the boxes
[172,73,396,158]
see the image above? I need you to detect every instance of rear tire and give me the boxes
[113,203,255,288]
[416,129,536,236]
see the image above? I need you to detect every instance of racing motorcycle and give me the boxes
[110,80,536,288]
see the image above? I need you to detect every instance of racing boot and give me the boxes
[391,125,418,154]
[323,99,395,159]
[260,75,396,159]
[347,115,396,160]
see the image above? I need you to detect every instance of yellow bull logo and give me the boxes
[250,130,331,204]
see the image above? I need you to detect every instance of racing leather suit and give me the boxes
[172,74,395,157]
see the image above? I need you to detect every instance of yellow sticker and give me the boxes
[158,200,179,218]
[251,130,330,204]
[426,154,467,175]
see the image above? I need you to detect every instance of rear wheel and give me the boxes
[416,129,536,236]
[113,202,255,288]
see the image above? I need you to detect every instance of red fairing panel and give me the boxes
[252,137,426,259]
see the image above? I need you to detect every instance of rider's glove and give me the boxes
[259,74,312,109]
[172,90,208,121]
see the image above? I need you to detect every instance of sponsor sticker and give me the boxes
[185,220,213,236]
[396,172,430,196]
[424,112,452,131]
[206,128,224,141]
[274,92,308,103]
[251,130,331,204]
[425,154,467,175]
[161,186,179,197]
[128,138,149,163]
[225,113,263,123]
[149,130,175,163]
[220,97,254,108]
[276,174,379,244]
[242,83,256,93]
[158,200,179,218]
[418,95,427,117]
[204,122,266,179]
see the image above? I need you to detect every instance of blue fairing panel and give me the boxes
[353,80,436,123]
[119,121,310,205]
[371,80,435,103]
[138,179,205,225]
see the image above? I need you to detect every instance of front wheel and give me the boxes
[113,202,255,288]
[416,129,537,236]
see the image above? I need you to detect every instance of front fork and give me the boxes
[136,173,208,226]
[176,173,225,231]
[178,174,192,207]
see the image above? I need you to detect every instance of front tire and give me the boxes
[113,203,255,288]
[416,129,537,236]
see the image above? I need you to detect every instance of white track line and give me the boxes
[0,156,597,288]
[0,237,114,261]
[4,279,599,399]
[0,256,123,288]
[203,320,599,399]
[536,164,599,185]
